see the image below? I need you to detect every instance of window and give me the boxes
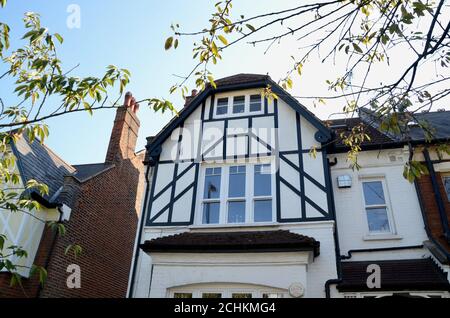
[200,163,274,225]
[443,176,450,201]
[214,93,264,117]
[254,164,272,222]
[202,168,222,224]
[362,180,392,233]
[216,97,228,115]
[232,96,245,114]
[228,166,246,223]
[262,293,284,298]
[250,94,262,112]
[174,293,193,298]
[202,293,222,298]
[232,293,252,298]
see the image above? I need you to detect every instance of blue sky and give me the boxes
[1,1,447,164]
[1,0,303,164]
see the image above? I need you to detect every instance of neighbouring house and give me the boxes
[128,73,450,298]
[0,92,145,298]
[409,111,450,271]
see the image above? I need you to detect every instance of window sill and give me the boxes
[363,234,403,241]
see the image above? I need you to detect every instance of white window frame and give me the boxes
[442,174,450,202]
[196,159,276,226]
[360,178,396,235]
[214,94,264,118]
[169,288,287,298]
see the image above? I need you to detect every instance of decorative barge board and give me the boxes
[144,74,333,227]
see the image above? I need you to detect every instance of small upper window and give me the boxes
[362,181,391,233]
[443,176,450,201]
[232,96,245,114]
[216,98,228,115]
[250,94,262,112]
[174,293,192,298]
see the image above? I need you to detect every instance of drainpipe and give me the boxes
[423,149,450,243]
[35,204,64,298]
[414,179,450,264]
[127,164,151,298]
[323,157,343,298]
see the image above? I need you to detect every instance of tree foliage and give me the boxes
[0,0,171,291]
[162,0,450,179]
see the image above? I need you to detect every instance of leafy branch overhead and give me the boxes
[0,0,173,290]
[161,0,450,180]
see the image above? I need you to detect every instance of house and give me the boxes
[328,110,450,297]
[0,92,144,298]
[410,111,450,274]
[128,73,450,298]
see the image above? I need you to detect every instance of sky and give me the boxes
[0,1,448,164]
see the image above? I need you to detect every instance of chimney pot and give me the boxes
[124,92,133,107]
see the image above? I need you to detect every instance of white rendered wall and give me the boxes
[330,148,429,261]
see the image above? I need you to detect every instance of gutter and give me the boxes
[340,245,424,260]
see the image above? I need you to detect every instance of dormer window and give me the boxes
[250,95,262,112]
[216,98,228,115]
[232,96,245,114]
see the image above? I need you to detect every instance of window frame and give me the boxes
[201,167,222,224]
[216,97,229,116]
[169,288,286,298]
[196,160,276,226]
[442,174,450,202]
[214,93,264,118]
[360,178,396,235]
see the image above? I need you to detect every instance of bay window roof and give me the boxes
[140,230,320,256]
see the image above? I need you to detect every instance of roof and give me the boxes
[140,230,320,256]
[326,117,400,152]
[409,110,450,141]
[11,133,76,201]
[213,73,269,86]
[144,73,331,164]
[72,163,114,182]
[338,258,450,292]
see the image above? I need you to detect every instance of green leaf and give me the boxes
[54,33,63,44]
[164,36,174,50]
[352,43,363,53]
[217,35,228,45]
[246,24,256,32]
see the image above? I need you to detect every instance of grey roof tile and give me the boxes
[12,134,76,200]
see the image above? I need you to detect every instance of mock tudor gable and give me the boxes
[144,74,334,227]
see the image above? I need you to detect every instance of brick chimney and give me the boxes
[105,92,140,163]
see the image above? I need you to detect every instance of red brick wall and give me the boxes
[39,153,144,298]
[0,104,145,298]
[417,171,450,252]
[38,104,144,298]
